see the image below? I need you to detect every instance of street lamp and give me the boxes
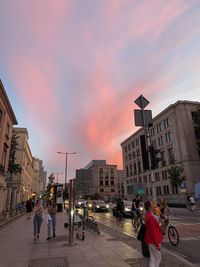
[57,152,76,194]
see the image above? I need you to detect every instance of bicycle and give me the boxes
[116,211,124,227]
[132,208,144,232]
[161,215,179,246]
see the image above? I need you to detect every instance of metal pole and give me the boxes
[69,179,75,246]
[140,96,156,201]
[64,153,68,193]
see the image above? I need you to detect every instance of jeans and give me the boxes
[50,214,56,235]
[33,215,43,237]
[149,244,161,267]
[47,220,52,237]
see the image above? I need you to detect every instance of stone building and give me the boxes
[0,80,18,219]
[121,100,200,203]
[75,160,121,200]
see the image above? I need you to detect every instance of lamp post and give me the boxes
[57,152,76,197]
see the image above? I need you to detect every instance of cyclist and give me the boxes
[116,198,124,219]
[132,194,141,218]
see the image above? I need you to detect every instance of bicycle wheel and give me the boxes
[168,226,179,246]
[85,215,94,228]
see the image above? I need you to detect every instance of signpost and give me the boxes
[134,95,156,201]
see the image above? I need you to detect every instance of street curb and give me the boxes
[0,212,25,230]
[162,247,194,267]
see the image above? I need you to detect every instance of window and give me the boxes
[156,186,162,195]
[155,172,160,181]
[111,188,115,192]
[128,144,131,151]
[100,188,104,193]
[99,168,103,174]
[168,147,174,164]
[134,178,137,183]
[158,136,163,146]
[164,118,169,129]
[157,123,162,133]
[136,138,139,146]
[129,154,132,161]
[161,151,166,167]
[134,163,137,175]
[2,143,8,170]
[124,146,127,153]
[100,180,103,186]
[0,109,3,126]
[136,149,140,156]
[126,166,129,177]
[163,185,169,195]
[150,128,155,136]
[105,181,109,186]
[162,170,167,180]
[111,180,114,186]
[150,188,152,195]
[143,176,147,183]
[131,141,135,148]
[6,123,10,136]
[138,161,141,173]
[129,164,133,176]
[153,140,157,148]
[146,188,149,196]
[165,132,171,143]
[132,151,136,159]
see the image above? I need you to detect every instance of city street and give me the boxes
[91,207,200,266]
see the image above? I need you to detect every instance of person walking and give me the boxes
[144,200,163,267]
[25,199,32,220]
[33,199,43,241]
[47,200,57,238]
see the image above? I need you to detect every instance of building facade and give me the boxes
[75,160,120,200]
[0,80,18,218]
[10,128,34,208]
[121,100,200,202]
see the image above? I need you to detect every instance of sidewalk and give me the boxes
[0,212,193,267]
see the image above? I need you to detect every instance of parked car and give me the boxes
[92,200,109,212]
[112,200,133,217]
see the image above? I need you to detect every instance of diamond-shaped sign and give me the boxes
[134,95,150,109]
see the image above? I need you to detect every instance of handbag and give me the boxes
[137,223,146,241]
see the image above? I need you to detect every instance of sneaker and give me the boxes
[33,237,36,241]
[37,234,39,239]
[53,233,56,238]
[46,237,51,240]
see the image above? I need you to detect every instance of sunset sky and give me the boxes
[1,0,200,183]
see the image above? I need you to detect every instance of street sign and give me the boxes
[134,109,152,126]
[134,95,150,109]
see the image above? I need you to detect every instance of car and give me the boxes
[112,200,133,217]
[86,201,93,210]
[92,200,109,212]
[75,199,85,209]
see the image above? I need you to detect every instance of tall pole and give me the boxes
[65,153,68,192]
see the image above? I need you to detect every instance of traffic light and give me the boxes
[149,145,161,169]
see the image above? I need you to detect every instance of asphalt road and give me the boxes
[90,207,200,265]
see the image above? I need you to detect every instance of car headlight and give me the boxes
[78,202,81,205]
[96,205,100,208]
[139,207,144,211]
[106,204,109,208]
[88,204,92,208]
[125,208,131,212]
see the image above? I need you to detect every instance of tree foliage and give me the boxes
[46,173,55,201]
[167,164,186,194]
[8,131,22,175]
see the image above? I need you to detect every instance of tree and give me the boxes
[8,132,22,175]
[46,173,55,201]
[167,164,186,194]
